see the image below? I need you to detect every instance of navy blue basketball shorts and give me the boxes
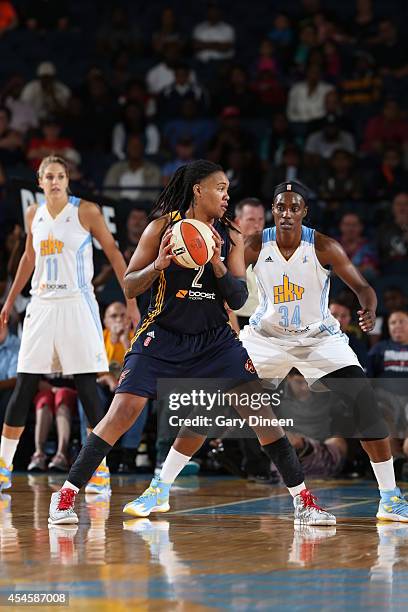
[115,323,258,399]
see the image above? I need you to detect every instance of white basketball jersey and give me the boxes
[30,196,94,299]
[250,226,341,340]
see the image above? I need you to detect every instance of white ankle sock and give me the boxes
[288,482,307,498]
[62,481,79,493]
[159,448,191,484]
[0,436,19,466]
[371,458,396,491]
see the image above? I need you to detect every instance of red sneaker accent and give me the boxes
[299,489,324,511]
[57,488,76,511]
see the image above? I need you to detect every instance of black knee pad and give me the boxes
[4,373,41,427]
[321,366,389,438]
[73,373,104,428]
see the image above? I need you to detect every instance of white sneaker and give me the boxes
[293,489,336,526]
[48,489,78,525]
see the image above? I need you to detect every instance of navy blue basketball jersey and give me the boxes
[134,215,232,339]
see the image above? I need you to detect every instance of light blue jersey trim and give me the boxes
[249,282,268,327]
[69,195,81,207]
[76,234,92,289]
[262,227,276,245]
[81,289,103,340]
[320,274,330,318]
[301,226,314,244]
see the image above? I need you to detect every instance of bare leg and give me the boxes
[34,404,53,455]
[55,404,71,458]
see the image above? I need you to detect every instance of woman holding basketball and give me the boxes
[49,160,335,528]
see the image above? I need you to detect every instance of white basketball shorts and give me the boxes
[17,295,109,375]
[240,325,362,387]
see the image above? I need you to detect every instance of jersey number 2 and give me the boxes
[191,266,204,288]
[278,305,300,328]
[46,257,58,282]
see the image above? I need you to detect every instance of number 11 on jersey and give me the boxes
[46,257,58,282]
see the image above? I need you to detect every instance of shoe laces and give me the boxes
[300,489,324,512]
[388,494,408,513]
[140,485,159,499]
[57,488,76,511]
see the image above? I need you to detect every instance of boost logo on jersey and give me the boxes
[274,274,304,304]
[176,289,216,301]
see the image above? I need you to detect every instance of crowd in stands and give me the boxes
[0,0,407,478]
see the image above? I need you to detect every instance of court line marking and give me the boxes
[168,491,377,516]
[167,489,330,515]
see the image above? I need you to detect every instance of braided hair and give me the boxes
[150,159,237,235]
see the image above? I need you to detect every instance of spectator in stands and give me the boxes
[79,68,119,151]
[251,65,286,117]
[287,63,334,133]
[0,106,23,167]
[233,197,265,327]
[1,74,38,135]
[0,321,19,421]
[96,5,142,57]
[319,149,363,203]
[260,112,300,167]
[27,378,77,472]
[24,0,69,31]
[377,192,408,269]
[216,65,257,118]
[262,144,316,202]
[268,13,294,68]
[98,301,147,472]
[159,63,207,120]
[162,137,196,185]
[224,147,261,204]
[369,146,408,201]
[0,1,17,34]
[207,106,254,167]
[340,51,382,111]
[304,114,355,164]
[362,99,408,155]
[294,24,318,71]
[64,149,95,193]
[112,101,160,159]
[337,212,379,279]
[103,134,161,202]
[125,207,148,251]
[372,19,408,81]
[351,0,378,45]
[163,98,215,157]
[193,2,235,63]
[152,6,184,55]
[329,299,368,368]
[123,79,156,118]
[370,287,408,346]
[146,41,191,96]
[20,62,71,120]
[26,117,73,171]
[367,310,408,459]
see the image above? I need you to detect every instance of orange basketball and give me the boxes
[171,219,215,268]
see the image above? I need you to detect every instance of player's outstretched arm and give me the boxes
[124,218,173,298]
[80,201,141,325]
[315,232,377,333]
[0,206,37,327]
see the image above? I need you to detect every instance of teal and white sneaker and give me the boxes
[377,487,408,522]
[123,478,171,517]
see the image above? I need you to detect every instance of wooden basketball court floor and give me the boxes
[1,474,408,611]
